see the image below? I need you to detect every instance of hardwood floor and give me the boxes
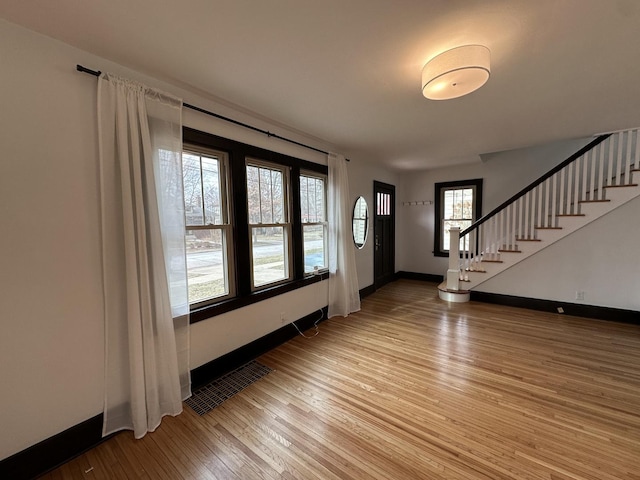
[42,280,640,479]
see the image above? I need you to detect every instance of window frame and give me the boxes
[182,145,235,306]
[299,171,328,274]
[433,179,483,257]
[352,196,368,249]
[183,127,328,324]
[246,158,293,290]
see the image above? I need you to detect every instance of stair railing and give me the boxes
[448,127,640,283]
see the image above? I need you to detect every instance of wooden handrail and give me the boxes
[459,134,611,237]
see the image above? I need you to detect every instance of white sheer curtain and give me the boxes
[327,153,361,318]
[97,73,190,438]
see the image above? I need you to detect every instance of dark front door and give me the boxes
[374,181,395,290]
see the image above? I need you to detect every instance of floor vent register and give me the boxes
[185,360,273,415]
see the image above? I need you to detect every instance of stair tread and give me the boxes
[603,183,638,188]
[481,259,503,263]
[498,249,522,253]
[579,199,610,203]
[557,214,585,217]
[515,238,542,241]
[535,227,562,230]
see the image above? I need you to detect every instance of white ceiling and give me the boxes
[3,0,640,169]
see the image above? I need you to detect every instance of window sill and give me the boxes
[189,271,329,324]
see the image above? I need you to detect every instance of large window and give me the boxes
[182,146,234,304]
[300,173,328,273]
[246,160,292,288]
[183,127,328,321]
[434,179,483,257]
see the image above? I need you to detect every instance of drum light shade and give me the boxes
[422,45,490,100]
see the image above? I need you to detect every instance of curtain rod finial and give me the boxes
[76,64,101,77]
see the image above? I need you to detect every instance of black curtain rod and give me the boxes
[76,64,344,159]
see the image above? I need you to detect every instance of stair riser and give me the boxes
[551,216,584,232]
[515,242,542,256]
[602,184,640,204]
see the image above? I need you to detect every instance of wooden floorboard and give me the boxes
[41,280,640,479]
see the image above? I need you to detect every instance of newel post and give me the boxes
[446,227,460,290]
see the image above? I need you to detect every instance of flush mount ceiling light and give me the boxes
[422,45,491,100]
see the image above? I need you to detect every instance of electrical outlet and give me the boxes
[575,291,585,301]
[280,312,286,324]
[557,307,564,314]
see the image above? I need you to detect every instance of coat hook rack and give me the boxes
[402,200,433,206]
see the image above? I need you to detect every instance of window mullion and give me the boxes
[199,155,206,223]
[218,161,226,224]
[313,178,317,222]
[257,168,262,225]
[271,170,276,223]
[308,177,312,222]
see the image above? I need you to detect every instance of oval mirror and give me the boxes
[352,196,369,249]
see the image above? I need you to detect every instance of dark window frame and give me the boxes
[433,178,483,257]
[183,127,328,324]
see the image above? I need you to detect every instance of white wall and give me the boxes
[397,137,640,311]
[346,156,400,289]
[0,19,395,459]
[1,19,105,460]
[477,194,640,311]
[397,138,592,276]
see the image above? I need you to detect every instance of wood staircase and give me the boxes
[439,128,640,302]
